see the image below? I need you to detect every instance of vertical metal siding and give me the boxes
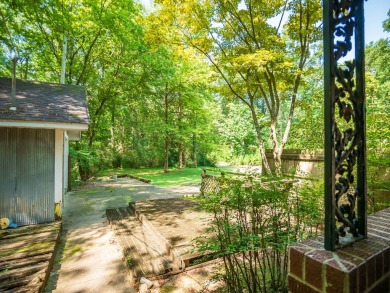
[0,128,17,223]
[0,128,55,225]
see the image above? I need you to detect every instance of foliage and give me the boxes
[365,36,390,210]
[164,0,323,174]
[287,36,390,157]
[217,102,264,159]
[69,141,100,181]
[286,60,324,149]
[1,0,389,184]
[366,38,390,154]
[0,0,221,179]
[384,9,390,32]
[195,176,323,292]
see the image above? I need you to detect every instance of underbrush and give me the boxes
[194,177,323,292]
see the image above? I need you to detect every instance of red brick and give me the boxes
[306,249,334,263]
[338,251,365,266]
[348,266,358,293]
[357,263,367,293]
[339,245,372,260]
[287,208,390,293]
[384,248,390,273]
[353,241,384,260]
[372,210,390,220]
[360,238,388,251]
[302,238,324,249]
[305,256,323,290]
[366,257,376,288]
[368,222,390,234]
[325,259,347,293]
[292,243,315,253]
[288,275,321,293]
[326,257,356,272]
[370,276,390,293]
[368,231,390,245]
[370,210,390,217]
[289,247,305,279]
[369,216,390,224]
[379,209,390,218]
[375,252,384,281]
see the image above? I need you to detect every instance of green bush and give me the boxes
[186,159,196,168]
[112,153,122,168]
[69,142,100,181]
[195,176,323,292]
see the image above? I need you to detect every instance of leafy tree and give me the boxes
[363,9,390,207]
[158,0,323,174]
[383,9,390,32]
[217,101,262,161]
[287,58,324,150]
[0,0,147,178]
[142,6,216,172]
[366,39,390,151]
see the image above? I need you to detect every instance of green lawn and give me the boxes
[99,166,233,187]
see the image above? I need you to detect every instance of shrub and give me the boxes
[186,159,196,168]
[195,176,323,292]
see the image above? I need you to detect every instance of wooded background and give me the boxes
[0,0,388,180]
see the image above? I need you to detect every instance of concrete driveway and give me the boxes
[46,178,199,293]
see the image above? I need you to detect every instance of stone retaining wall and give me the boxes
[265,149,324,178]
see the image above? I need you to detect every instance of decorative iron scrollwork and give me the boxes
[329,0,365,245]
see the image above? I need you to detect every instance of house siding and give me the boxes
[0,127,55,225]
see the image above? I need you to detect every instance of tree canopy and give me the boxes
[0,0,388,179]
[152,0,323,174]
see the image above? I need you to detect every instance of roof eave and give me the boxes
[0,119,89,131]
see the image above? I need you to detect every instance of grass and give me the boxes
[99,166,234,188]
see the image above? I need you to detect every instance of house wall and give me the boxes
[0,127,55,225]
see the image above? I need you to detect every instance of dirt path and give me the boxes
[46,178,199,293]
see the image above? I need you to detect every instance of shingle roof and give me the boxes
[0,77,90,124]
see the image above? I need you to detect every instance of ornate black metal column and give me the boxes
[323,0,367,251]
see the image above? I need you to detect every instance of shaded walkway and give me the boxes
[46,178,199,293]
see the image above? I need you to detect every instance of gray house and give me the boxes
[0,77,90,226]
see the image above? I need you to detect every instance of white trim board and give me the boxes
[0,119,88,130]
[54,129,64,204]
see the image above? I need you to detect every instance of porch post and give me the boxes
[323,0,367,251]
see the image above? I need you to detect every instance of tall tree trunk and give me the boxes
[270,74,302,176]
[278,75,301,169]
[164,133,169,172]
[178,101,183,171]
[110,107,115,150]
[249,104,272,175]
[192,132,197,168]
[24,57,29,80]
[164,91,169,173]
[60,33,67,84]
[270,119,282,175]
[178,143,183,171]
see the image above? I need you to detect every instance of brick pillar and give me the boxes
[288,208,390,293]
